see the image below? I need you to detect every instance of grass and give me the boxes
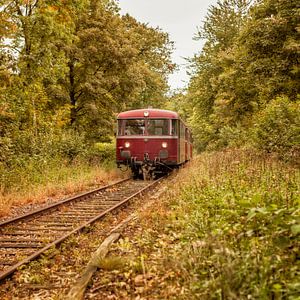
[0,159,127,217]
[95,149,299,299]
[1,148,298,299]
[164,150,300,299]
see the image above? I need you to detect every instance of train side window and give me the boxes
[180,122,185,138]
[171,119,178,136]
[117,120,124,136]
[155,128,163,135]
[185,128,189,141]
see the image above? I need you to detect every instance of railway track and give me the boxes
[0,177,163,282]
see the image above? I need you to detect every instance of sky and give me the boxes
[118,0,217,90]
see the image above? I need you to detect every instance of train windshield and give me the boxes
[121,119,146,135]
[118,119,170,136]
[147,119,169,135]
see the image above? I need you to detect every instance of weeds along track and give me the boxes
[0,178,161,281]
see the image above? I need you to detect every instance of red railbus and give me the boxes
[116,109,192,179]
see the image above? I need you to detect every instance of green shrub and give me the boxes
[190,116,216,152]
[83,141,115,165]
[190,115,250,152]
[0,136,13,163]
[207,124,249,151]
[1,130,84,190]
[55,130,87,162]
[253,96,300,161]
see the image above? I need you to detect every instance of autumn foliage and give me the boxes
[0,0,174,193]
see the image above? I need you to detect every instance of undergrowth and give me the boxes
[0,135,122,216]
[0,161,125,217]
[134,149,299,299]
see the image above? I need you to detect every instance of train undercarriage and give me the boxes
[118,155,178,180]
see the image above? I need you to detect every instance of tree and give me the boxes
[44,2,174,140]
[186,0,252,150]
[239,0,300,104]
[118,14,174,110]
[0,0,175,142]
[184,0,299,153]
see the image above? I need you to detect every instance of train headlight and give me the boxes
[144,111,149,117]
[162,142,168,148]
[124,142,130,148]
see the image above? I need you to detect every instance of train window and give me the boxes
[147,119,169,135]
[117,120,126,135]
[180,122,185,138]
[124,119,145,135]
[117,120,123,135]
[185,128,189,140]
[171,119,178,136]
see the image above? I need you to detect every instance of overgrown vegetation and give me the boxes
[0,0,298,297]
[168,151,300,299]
[0,159,125,217]
[0,125,119,209]
[183,0,300,160]
[0,0,174,198]
[92,150,299,299]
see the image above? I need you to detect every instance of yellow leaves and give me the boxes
[134,274,144,286]
[52,104,72,128]
[0,12,17,36]
[47,6,59,12]
[283,37,300,53]
[0,102,15,121]
[21,0,32,5]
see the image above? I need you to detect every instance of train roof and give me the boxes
[117,109,179,119]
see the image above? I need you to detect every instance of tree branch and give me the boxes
[14,0,23,17]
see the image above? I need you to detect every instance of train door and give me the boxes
[185,128,188,161]
[178,121,185,164]
[190,132,193,159]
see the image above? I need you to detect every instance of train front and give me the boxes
[116,109,179,179]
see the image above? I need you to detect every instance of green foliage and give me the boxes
[164,90,191,121]
[142,151,300,299]
[1,0,174,137]
[87,142,116,164]
[253,96,300,160]
[55,130,87,161]
[189,116,215,152]
[210,124,249,150]
[184,0,300,157]
[0,0,174,194]
[176,152,300,299]
[0,128,115,193]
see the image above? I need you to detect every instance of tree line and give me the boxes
[0,0,174,138]
[0,0,175,187]
[183,0,299,160]
[0,0,299,192]
[0,0,175,191]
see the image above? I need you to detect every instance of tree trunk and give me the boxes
[69,60,77,125]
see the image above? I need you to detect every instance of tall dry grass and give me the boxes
[0,163,127,217]
[134,148,300,299]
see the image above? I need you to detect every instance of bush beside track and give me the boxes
[0,134,120,217]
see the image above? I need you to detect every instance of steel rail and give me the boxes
[0,177,164,281]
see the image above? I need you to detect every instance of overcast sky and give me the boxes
[118,0,217,90]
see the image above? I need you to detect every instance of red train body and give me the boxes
[116,109,192,179]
